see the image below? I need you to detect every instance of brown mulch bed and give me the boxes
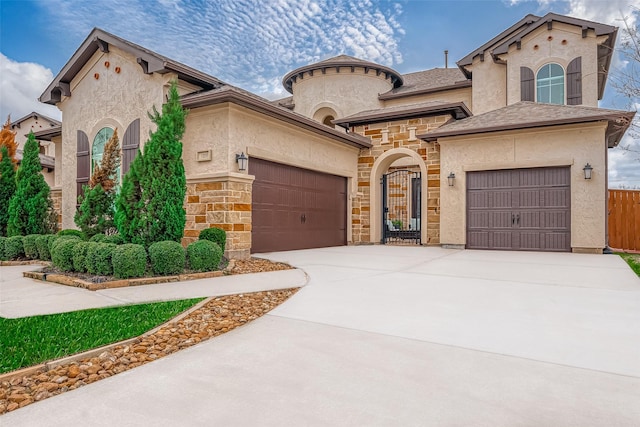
[0,258,297,414]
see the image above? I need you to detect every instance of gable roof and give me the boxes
[10,112,61,129]
[333,100,471,128]
[378,68,471,100]
[282,54,403,94]
[419,102,634,148]
[40,28,225,105]
[181,85,372,149]
[457,13,617,99]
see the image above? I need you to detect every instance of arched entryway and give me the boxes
[369,148,428,244]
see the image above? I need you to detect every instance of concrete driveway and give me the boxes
[3,246,640,426]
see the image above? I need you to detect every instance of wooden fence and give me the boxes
[608,189,640,252]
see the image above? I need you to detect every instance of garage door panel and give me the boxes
[467,167,570,252]
[251,158,346,253]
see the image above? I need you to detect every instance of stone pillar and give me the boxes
[184,173,254,259]
[50,188,63,232]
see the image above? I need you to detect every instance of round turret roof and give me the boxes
[282,55,403,94]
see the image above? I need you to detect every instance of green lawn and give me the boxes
[619,253,640,277]
[0,298,203,374]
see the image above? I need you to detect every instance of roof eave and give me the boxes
[181,90,371,149]
[333,102,472,128]
[32,126,62,141]
[378,80,472,100]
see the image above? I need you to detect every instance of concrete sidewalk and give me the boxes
[0,265,307,318]
[2,246,639,426]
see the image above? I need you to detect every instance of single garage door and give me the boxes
[467,167,570,252]
[251,158,347,253]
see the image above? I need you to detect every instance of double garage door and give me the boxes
[251,158,347,253]
[467,167,571,252]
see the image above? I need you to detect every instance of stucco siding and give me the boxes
[292,68,391,119]
[439,122,608,251]
[469,59,507,115]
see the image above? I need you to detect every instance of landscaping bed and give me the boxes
[0,288,299,414]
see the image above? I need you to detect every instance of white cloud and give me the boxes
[0,53,62,122]
[37,0,405,98]
[608,133,640,188]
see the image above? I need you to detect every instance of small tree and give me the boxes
[75,129,121,237]
[7,132,55,236]
[0,116,18,164]
[0,145,16,236]
[115,150,144,244]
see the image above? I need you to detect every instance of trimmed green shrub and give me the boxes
[199,227,226,252]
[35,235,52,261]
[112,244,147,279]
[5,236,24,260]
[57,229,85,239]
[89,233,107,243]
[72,241,93,273]
[187,240,222,272]
[148,240,185,275]
[103,234,124,245]
[0,146,16,237]
[50,235,81,253]
[86,243,116,276]
[51,239,79,272]
[0,236,6,261]
[75,184,115,239]
[22,234,42,260]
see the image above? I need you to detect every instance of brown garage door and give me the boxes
[251,158,347,253]
[467,167,570,252]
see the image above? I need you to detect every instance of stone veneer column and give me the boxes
[50,188,63,231]
[184,173,254,260]
[353,115,451,245]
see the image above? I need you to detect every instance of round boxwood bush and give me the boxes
[112,244,147,279]
[5,236,25,260]
[187,240,222,272]
[35,235,53,261]
[86,243,117,276]
[199,227,226,252]
[51,238,79,272]
[89,234,107,243]
[72,241,93,273]
[57,229,85,239]
[22,234,42,260]
[49,235,81,253]
[0,236,7,261]
[103,234,124,245]
[149,241,185,276]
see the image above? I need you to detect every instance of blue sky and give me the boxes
[1,0,638,186]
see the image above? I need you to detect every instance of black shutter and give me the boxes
[122,119,140,175]
[567,57,582,105]
[520,67,535,101]
[76,130,90,205]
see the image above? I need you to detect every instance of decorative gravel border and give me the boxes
[0,288,300,414]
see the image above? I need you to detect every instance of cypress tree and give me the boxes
[0,116,18,164]
[114,150,144,244]
[7,131,55,236]
[139,81,187,246]
[75,129,121,237]
[0,145,16,236]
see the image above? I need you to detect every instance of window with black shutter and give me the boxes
[520,67,535,102]
[76,130,90,206]
[566,57,582,105]
[122,119,140,175]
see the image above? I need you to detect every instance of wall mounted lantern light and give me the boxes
[236,152,248,172]
[583,163,593,180]
[447,172,456,187]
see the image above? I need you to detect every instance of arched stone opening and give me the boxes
[369,148,428,244]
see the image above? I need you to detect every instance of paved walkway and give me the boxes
[2,246,640,426]
[0,265,307,318]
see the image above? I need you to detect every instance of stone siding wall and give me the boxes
[353,114,450,245]
[184,174,254,259]
[50,189,62,232]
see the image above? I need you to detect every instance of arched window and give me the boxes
[92,127,113,173]
[536,63,564,105]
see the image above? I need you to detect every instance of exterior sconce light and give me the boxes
[236,152,248,172]
[583,163,593,180]
[447,172,456,187]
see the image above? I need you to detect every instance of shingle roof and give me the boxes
[282,55,403,94]
[10,112,61,128]
[419,102,635,147]
[333,100,471,127]
[378,68,470,100]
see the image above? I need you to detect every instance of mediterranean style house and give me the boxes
[37,12,634,258]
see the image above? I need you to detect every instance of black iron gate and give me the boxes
[382,170,421,244]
